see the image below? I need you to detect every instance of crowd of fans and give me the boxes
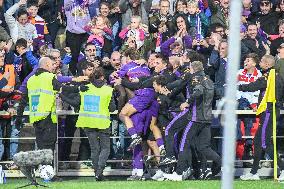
[0,0,284,181]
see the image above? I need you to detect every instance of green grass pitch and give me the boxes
[2,178,284,189]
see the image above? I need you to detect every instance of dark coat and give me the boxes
[186,71,214,123]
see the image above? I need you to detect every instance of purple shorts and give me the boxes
[129,88,155,112]
[147,100,159,118]
[131,100,160,135]
[131,111,147,134]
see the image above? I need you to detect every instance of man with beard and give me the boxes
[242,22,268,60]
[248,0,280,35]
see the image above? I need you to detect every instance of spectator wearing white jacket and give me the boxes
[236,53,262,162]
[237,53,262,105]
[4,0,37,43]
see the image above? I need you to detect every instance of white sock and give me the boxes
[136,169,143,177]
[131,134,137,139]
[159,145,165,150]
[132,168,137,176]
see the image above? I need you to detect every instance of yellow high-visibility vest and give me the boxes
[76,83,113,129]
[27,72,57,123]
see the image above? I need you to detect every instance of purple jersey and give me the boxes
[118,61,150,80]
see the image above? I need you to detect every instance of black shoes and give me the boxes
[199,168,212,180]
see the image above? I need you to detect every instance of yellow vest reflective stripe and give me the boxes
[29,112,57,116]
[28,89,54,95]
[78,113,110,119]
[27,72,57,123]
[76,84,113,129]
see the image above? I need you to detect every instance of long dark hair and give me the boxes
[174,0,187,14]
[173,13,190,34]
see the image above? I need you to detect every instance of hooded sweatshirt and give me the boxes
[64,0,91,34]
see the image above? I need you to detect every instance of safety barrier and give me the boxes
[0,110,283,177]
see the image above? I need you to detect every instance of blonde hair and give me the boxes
[131,16,142,23]
[92,15,111,28]
[262,55,275,67]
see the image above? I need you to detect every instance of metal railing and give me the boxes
[0,109,283,177]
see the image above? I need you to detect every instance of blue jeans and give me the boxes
[9,119,19,159]
[0,118,18,160]
[237,116,254,146]
[111,120,127,157]
[4,0,19,11]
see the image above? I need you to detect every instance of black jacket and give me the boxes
[38,0,60,24]
[59,79,116,112]
[186,71,214,123]
[248,11,280,35]
[121,69,178,90]
[270,37,284,56]
[242,37,266,58]
[166,70,214,122]
[0,7,9,33]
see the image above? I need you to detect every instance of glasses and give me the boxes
[86,49,96,52]
[260,2,270,6]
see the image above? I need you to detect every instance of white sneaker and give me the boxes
[163,172,183,181]
[152,170,164,180]
[278,170,284,182]
[157,177,165,181]
[261,161,272,168]
[240,173,260,181]
[159,145,166,156]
